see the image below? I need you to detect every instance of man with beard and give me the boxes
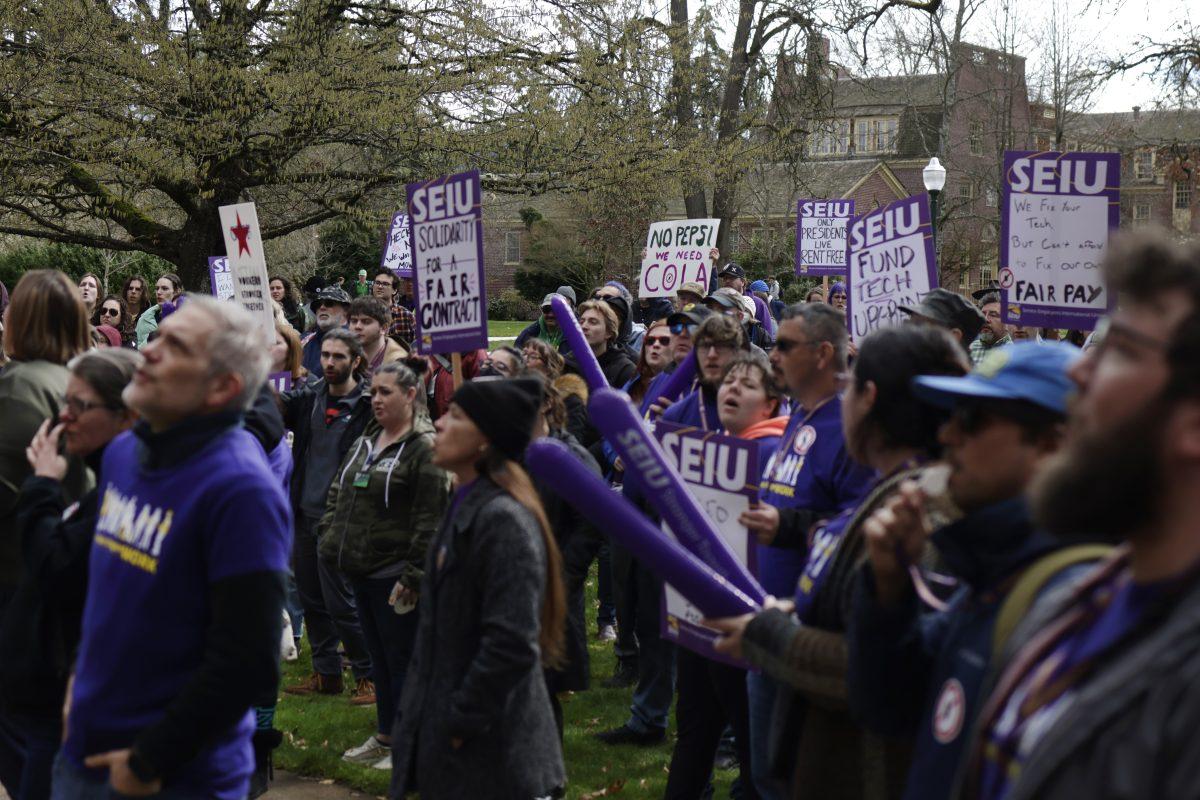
[301,287,352,375]
[958,234,1200,800]
[847,342,1093,800]
[279,329,375,702]
[969,292,1013,365]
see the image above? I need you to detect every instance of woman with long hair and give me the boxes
[390,377,566,800]
[91,294,134,347]
[623,317,671,408]
[0,348,141,800]
[270,276,308,334]
[706,325,969,800]
[121,275,150,323]
[77,273,100,319]
[135,273,184,348]
[523,338,589,445]
[270,320,305,384]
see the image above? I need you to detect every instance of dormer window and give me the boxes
[854,117,898,153]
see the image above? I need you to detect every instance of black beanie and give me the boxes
[451,377,544,460]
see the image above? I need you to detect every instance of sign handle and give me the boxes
[451,352,464,390]
[822,276,829,297]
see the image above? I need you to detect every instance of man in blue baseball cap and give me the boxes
[845,341,1109,800]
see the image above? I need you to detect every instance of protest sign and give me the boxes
[207,257,234,301]
[406,170,488,354]
[216,202,274,335]
[267,371,293,393]
[380,211,413,278]
[654,420,760,667]
[1000,151,1119,330]
[845,194,938,340]
[795,199,854,276]
[638,219,720,298]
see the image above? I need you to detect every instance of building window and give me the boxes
[1133,203,1151,227]
[854,117,898,153]
[972,50,987,65]
[980,264,995,286]
[958,268,970,290]
[811,119,850,156]
[969,122,984,156]
[1042,107,1056,119]
[957,183,973,204]
[504,231,521,264]
[985,186,998,208]
[1134,150,1155,181]
[1177,181,1193,210]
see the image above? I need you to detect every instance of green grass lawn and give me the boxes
[486,319,527,348]
[274,566,735,798]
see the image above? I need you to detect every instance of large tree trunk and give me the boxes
[668,0,709,220]
[171,208,228,291]
[710,0,757,255]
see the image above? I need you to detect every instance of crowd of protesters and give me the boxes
[0,230,1198,800]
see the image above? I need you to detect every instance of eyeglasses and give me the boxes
[696,341,736,356]
[645,335,671,347]
[64,395,113,417]
[669,322,699,336]
[100,306,121,317]
[1090,316,1170,357]
[774,337,822,354]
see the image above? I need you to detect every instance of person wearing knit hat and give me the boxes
[391,376,568,798]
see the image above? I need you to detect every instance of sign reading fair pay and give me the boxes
[406,169,488,354]
[1000,151,1119,330]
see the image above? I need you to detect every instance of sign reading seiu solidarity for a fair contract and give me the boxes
[654,421,759,668]
[845,194,938,340]
[380,211,414,279]
[795,199,854,276]
[207,256,235,302]
[406,170,488,354]
[1000,152,1119,330]
[638,219,720,298]
[217,202,275,335]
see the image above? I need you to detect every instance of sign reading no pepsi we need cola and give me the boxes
[654,421,760,668]
[845,194,939,340]
[406,169,489,354]
[1000,151,1119,330]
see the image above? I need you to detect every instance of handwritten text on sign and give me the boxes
[845,194,938,340]
[207,257,234,302]
[406,170,488,354]
[638,219,720,298]
[380,211,413,278]
[1000,152,1119,330]
[654,421,759,668]
[216,202,274,335]
[795,199,854,276]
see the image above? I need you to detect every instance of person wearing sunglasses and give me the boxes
[845,341,1100,800]
[92,295,135,348]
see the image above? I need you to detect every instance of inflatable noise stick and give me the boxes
[527,439,761,618]
[587,387,767,604]
[644,354,697,418]
[549,294,607,393]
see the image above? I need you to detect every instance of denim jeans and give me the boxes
[746,671,786,800]
[351,577,419,737]
[292,514,371,679]
[626,563,675,733]
[0,712,60,800]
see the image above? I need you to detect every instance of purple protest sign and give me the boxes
[795,198,855,276]
[267,371,293,393]
[999,151,1119,330]
[380,211,413,278]
[549,294,606,392]
[406,169,488,355]
[588,388,766,603]
[845,194,938,341]
[654,421,760,667]
[526,439,760,619]
[207,256,234,301]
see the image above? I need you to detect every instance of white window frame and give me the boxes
[1176,182,1193,211]
[1133,203,1151,227]
[504,231,522,265]
[1133,150,1155,181]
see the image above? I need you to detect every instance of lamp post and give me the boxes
[923,156,947,254]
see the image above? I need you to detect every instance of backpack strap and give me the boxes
[992,544,1114,657]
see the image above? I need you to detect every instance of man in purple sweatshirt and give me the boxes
[53,296,291,800]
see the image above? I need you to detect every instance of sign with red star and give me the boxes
[217,202,274,335]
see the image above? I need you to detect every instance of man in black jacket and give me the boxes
[959,233,1200,800]
[280,329,374,701]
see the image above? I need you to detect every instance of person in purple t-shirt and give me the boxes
[55,296,291,800]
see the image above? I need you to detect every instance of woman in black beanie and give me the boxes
[389,377,568,800]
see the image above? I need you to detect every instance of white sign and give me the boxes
[638,219,720,298]
[380,211,413,278]
[217,202,274,335]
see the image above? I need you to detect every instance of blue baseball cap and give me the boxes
[911,341,1081,416]
[748,279,770,293]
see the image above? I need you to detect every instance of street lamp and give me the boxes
[923,156,947,254]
